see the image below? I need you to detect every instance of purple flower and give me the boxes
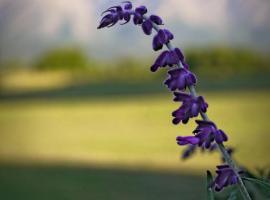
[164,68,197,91]
[193,120,228,148]
[150,48,181,72]
[212,165,240,191]
[150,15,163,25]
[152,29,174,51]
[172,92,208,124]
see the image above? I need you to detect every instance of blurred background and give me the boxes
[0,0,270,199]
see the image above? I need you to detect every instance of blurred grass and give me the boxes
[0,164,205,200]
[0,91,269,172]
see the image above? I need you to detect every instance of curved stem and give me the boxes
[147,17,252,200]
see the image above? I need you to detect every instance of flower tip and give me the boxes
[150,65,157,72]
[172,118,180,125]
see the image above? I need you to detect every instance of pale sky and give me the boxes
[0,0,269,60]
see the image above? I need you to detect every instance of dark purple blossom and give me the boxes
[164,68,197,91]
[172,92,208,124]
[152,29,174,51]
[150,48,181,72]
[142,19,153,35]
[150,15,163,25]
[212,165,240,191]
[135,6,147,15]
[193,120,228,148]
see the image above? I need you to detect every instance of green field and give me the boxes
[0,90,269,199]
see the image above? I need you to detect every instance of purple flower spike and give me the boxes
[164,68,197,91]
[150,49,181,72]
[172,92,208,124]
[142,19,153,35]
[213,165,240,191]
[152,29,174,51]
[150,15,163,25]
[193,120,228,148]
[135,6,147,15]
[177,136,199,145]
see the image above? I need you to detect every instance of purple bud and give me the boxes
[163,29,174,40]
[97,13,117,29]
[150,15,163,25]
[152,34,163,51]
[133,12,143,25]
[142,19,153,35]
[135,6,147,15]
[122,1,132,10]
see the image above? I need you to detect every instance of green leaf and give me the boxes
[206,170,215,200]
[243,177,270,189]
[242,177,270,197]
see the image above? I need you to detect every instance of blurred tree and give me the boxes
[35,48,88,70]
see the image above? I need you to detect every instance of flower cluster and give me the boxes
[98,1,239,194]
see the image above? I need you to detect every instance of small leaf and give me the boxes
[206,170,215,200]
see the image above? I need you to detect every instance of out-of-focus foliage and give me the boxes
[185,48,270,77]
[35,48,88,70]
[0,47,269,93]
